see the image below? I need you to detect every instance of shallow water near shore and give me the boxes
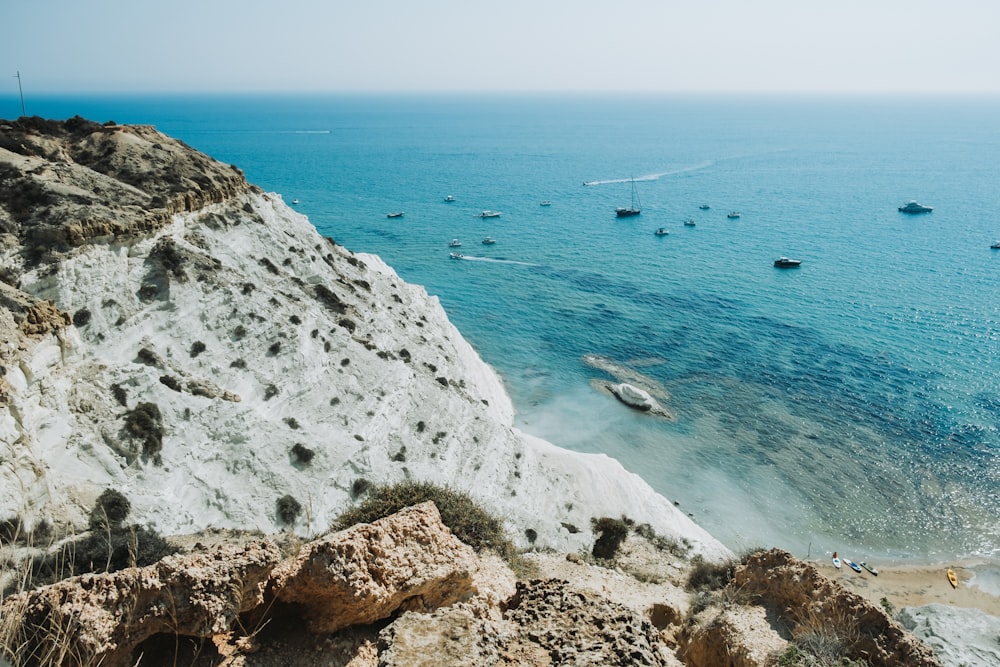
[8,92,1000,563]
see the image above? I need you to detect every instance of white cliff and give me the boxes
[0,119,729,561]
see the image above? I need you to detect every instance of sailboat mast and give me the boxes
[14,71,26,117]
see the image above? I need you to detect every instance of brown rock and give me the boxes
[733,549,941,667]
[1,539,281,667]
[268,501,479,634]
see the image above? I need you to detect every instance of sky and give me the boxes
[4,0,999,95]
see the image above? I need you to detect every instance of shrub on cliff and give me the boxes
[330,480,513,560]
[590,516,633,560]
[123,402,164,464]
[277,494,303,525]
[88,489,131,531]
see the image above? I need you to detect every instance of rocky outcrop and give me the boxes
[268,502,480,633]
[3,539,281,667]
[3,516,947,667]
[0,116,251,256]
[681,548,942,667]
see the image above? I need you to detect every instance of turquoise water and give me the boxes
[7,93,1000,562]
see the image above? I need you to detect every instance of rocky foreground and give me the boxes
[2,502,940,667]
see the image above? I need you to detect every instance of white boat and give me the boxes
[291,199,300,205]
[480,210,501,218]
[898,200,933,213]
[727,211,741,219]
[481,236,496,245]
[444,195,455,202]
[774,256,802,268]
[387,212,404,218]
[684,219,696,226]
[654,228,669,236]
[449,239,462,247]
[616,177,641,218]
[991,241,1000,249]
[540,201,552,206]
[699,204,710,210]
[449,252,464,260]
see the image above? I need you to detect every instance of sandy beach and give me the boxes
[809,559,1000,617]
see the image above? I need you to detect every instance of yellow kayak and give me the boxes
[947,568,958,588]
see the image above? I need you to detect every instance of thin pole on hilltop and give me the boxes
[13,71,26,117]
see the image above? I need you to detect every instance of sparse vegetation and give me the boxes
[291,443,315,465]
[331,480,513,560]
[686,554,737,592]
[233,324,247,340]
[72,308,91,327]
[267,341,281,356]
[264,384,279,400]
[111,382,128,407]
[276,494,302,525]
[123,402,164,464]
[230,358,247,369]
[590,516,633,560]
[189,340,206,357]
[284,417,300,430]
[88,488,130,531]
[351,478,371,499]
[159,375,181,391]
[391,446,406,462]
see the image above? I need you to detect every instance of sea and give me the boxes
[5,93,1000,565]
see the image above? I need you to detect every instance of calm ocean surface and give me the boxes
[7,93,1000,563]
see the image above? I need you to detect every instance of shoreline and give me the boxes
[807,557,1000,617]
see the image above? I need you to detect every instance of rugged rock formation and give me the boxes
[2,510,943,667]
[681,549,942,667]
[268,502,480,633]
[3,539,281,667]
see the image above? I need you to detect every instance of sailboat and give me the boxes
[616,178,641,218]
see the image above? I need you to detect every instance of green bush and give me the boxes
[591,516,633,560]
[331,481,513,560]
[686,554,737,592]
[291,443,315,465]
[89,488,131,531]
[26,525,175,589]
[124,402,164,463]
[277,495,302,525]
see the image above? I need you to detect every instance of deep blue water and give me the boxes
[6,93,1000,562]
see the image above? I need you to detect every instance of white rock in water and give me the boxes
[611,383,655,411]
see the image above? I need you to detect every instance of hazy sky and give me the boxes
[5,0,999,94]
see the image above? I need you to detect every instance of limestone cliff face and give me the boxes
[0,117,729,560]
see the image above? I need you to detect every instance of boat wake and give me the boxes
[583,161,714,186]
[455,255,538,267]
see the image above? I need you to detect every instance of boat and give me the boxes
[684,219,696,226]
[387,212,404,218]
[899,200,933,213]
[948,568,958,588]
[774,256,802,268]
[859,562,879,576]
[540,201,552,206]
[699,204,710,210]
[480,210,501,218]
[291,199,300,205]
[448,239,462,247]
[991,241,1000,249]
[449,252,464,260]
[654,228,669,236]
[832,552,842,569]
[481,236,496,245]
[444,195,455,202]
[616,178,641,218]
[844,559,863,573]
[727,211,741,219]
